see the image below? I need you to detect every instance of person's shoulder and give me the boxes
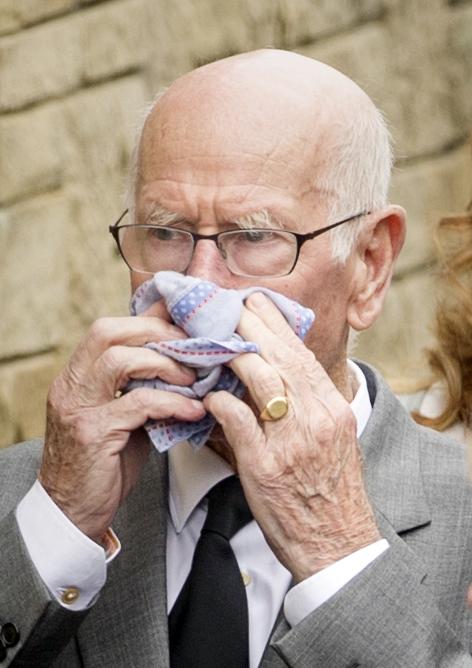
[0,439,44,509]
[416,422,468,474]
[0,438,43,466]
[357,360,468,475]
[395,380,469,475]
[394,382,471,516]
[396,389,427,413]
[411,422,472,527]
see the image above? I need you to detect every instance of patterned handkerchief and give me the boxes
[127,271,315,452]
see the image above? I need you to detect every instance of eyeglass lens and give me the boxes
[117,225,298,277]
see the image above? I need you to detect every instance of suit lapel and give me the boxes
[358,362,431,534]
[260,612,290,667]
[76,451,170,668]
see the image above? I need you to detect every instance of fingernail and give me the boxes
[248,292,267,308]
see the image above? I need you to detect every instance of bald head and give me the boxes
[142,49,369,163]
[130,49,392,259]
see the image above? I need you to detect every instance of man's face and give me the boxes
[131,63,360,381]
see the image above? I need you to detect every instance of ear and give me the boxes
[347,205,406,331]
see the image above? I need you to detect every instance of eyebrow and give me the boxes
[233,209,283,230]
[146,204,186,226]
[146,204,283,230]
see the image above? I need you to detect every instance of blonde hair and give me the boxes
[412,206,472,431]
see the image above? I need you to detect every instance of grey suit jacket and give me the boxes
[1,363,472,667]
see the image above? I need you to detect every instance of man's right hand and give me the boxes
[38,310,205,542]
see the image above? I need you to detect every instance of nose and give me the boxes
[186,239,234,287]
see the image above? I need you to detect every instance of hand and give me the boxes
[39,303,205,541]
[204,293,380,582]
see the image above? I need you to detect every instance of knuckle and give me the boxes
[251,365,284,398]
[292,347,316,372]
[129,387,155,411]
[47,373,72,413]
[249,359,283,398]
[273,344,314,375]
[268,346,290,369]
[89,317,115,347]
[72,414,93,444]
[232,400,250,423]
[72,411,107,448]
[320,401,356,441]
[100,345,124,372]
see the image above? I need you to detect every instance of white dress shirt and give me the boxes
[16,360,388,666]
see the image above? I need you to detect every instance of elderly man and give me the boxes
[1,49,471,667]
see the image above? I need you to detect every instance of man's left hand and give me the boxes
[204,292,380,582]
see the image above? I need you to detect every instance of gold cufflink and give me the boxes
[61,586,80,604]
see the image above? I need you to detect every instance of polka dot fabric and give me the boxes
[127,271,315,452]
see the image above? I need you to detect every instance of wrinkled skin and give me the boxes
[40,49,405,578]
[40,306,206,540]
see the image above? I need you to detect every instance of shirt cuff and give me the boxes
[15,480,121,611]
[284,539,389,627]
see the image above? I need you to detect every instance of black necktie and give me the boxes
[169,475,253,668]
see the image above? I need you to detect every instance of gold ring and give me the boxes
[259,396,289,421]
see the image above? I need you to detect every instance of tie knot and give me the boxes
[203,476,252,540]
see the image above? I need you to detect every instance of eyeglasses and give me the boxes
[109,209,369,278]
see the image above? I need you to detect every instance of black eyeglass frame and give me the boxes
[109,209,370,277]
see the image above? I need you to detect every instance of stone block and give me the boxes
[355,270,436,380]
[0,0,75,35]
[450,3,472,127]
[60,76,148,186]
[79,0,149,83]
[147,0,383,84]
[0,103,65,205]
[54,185,131,343]
[0,82,148,332]
[0,353,65,446]
[299,21,389,99]
[1,78,148,343]
[391,141,472,273]
[301,1,458,158]
[145,0,279,85]
[0,185,130,366]
[277,0,383,45]
[0,192,75,358]
[0,396,16,449]
[0,19,82,111]
[383,0,458,157]
[59,79,149,297]
[0,0,151,111]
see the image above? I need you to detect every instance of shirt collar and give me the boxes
[348,359,372,438]
[168,359,372,533]
[168,440,234,533]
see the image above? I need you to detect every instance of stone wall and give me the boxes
[1,0,471,446]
